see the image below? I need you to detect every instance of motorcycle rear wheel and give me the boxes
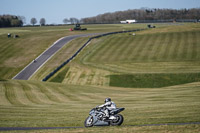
[110,114,124,126]
[84,116,94,127]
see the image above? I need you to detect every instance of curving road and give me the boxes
[13,33,100,80]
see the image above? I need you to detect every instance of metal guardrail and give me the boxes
[42,29,144,81]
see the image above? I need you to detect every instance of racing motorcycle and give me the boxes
[84,106,125,127]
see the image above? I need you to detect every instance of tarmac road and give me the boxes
[13,33,100,80]
[0,122,200,131]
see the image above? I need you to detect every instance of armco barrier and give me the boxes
[42,29,144,81]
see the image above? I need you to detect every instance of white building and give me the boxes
[120,20,136,24]
[120,21,128,24]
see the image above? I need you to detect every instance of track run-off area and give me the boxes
[0,122,200,131]
[12,33,101,80]
[13,29,142,81]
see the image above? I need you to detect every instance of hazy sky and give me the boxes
[1,0,199,24]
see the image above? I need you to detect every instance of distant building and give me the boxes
[120,20,136,24]
[120,21,128,24]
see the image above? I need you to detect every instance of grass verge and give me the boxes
[50,67,69,83]
[110,73,200,88]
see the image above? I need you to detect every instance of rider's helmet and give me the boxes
[105,98,111,103]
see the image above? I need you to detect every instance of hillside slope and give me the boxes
[0,80,200,127]
[42,23,200,87]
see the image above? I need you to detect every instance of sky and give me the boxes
[1,0,200,24]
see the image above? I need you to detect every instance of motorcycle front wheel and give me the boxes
[84,116,94,127]
[110,114,124,126]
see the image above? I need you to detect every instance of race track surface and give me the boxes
[13,33,99,80]
[0,122,200,131]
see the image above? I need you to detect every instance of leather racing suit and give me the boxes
[99,101,116,118]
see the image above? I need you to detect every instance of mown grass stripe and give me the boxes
[156,33,168,61]
[136,34,154,61]
[107,35,129,62]
[191,31,198,59]
[196,31,200,59]
[167,32,179,61]
[177,32,188,60]
[187,31,198,60]
[30,84,56,104]
[182,32,189,60]
[152,33,166,61]
[62,69,72,84]
[19,82,43,104]
[170,32,181,60]
[81,71,90,85]
[98,36,121,62]
[146,34,160,61]
[127,35,144,61]
[55,87,80,101]
[101,36,123,62]
[4,83,22,105]
[116,36,133,61]
[46,86,69,103]
[167,33,177,61]
[0,39,13,54]
[0,46,16,63]
[13,82,35,105]
[0,84,12,105]
[129,35,148,61]
[118,36,135,61]
[162,33,173,60]
[138,34,156,61]
[107,37,124,62]
[175,32,185,61]
[31,83,62,103]
[88,36,114,62]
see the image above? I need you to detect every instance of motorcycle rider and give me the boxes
[98,98,116,118]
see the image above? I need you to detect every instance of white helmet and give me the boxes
[105,98,111,103]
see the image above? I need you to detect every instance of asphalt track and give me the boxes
[13,33,100,80]
[0,122,200,131]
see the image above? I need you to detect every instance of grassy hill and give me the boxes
[39,23,200,87]
[0,24,146,80]
[0,80,200,132]
[0,26,74,79]
[0,23,200,132]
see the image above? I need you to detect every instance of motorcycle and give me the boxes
[84,106,125,127]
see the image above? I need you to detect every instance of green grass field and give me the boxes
[0,24,146,80]
[41,23,200,87]
[0,26,74,79]
[0,80,200,132]
[0,23,200,132]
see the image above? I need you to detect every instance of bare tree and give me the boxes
[63,18,69,24]
[18,16,26,25]
[30,18,37,26]
[69,17,79,24]
[40,18,46,26]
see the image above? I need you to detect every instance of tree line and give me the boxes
[63,17,79,24]
[80,8,200,24]
[1,8,200,27]
[0,15,23,27]
[0,15,46,27]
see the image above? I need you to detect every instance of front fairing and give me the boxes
[88,108,110,126]
[89,108,96,115]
